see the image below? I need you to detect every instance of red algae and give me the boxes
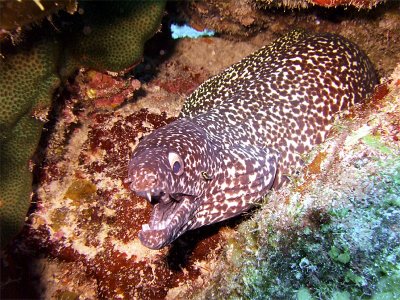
[3,83,225,299]
[71,69,141,111]
[82,109,175,179]
[0,45,228,296]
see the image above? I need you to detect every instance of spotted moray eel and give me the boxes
[127,30,377,249]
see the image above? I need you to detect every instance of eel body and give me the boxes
[127,30,377,249]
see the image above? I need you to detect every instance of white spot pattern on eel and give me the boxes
[127,30,377,249]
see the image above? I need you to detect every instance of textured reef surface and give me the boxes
[179,0,391,38]
[0,0,165,245]
[1,55,219,299]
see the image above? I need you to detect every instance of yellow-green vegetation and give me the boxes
[56,290,80,300]
[0,0,166,247]
[64,179,97,205]
[50,180,97,233]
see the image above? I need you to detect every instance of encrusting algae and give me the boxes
[0,0,166,246]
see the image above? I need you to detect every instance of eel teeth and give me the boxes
[141,222,167,232]
[146,191,152,202]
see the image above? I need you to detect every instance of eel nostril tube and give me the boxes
[129,167,158,192]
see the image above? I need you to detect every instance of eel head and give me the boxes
[127,119,220,249]
[127,118,279,249]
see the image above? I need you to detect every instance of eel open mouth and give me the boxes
[137,192,199,250]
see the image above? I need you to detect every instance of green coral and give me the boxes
[0,37,61,133]
[0,37,61,244]
[67,1,166,72]
[0,0,166,246]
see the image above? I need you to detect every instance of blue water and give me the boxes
[170,23,215,39]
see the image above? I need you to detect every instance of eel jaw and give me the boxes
[138,193,199,250]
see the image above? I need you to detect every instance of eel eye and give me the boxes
[168,152,184,176]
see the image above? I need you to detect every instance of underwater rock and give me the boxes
[178,0,390,38]
[1,53,223,298]
[255,0,383,8]
[0,0,76,36]
[24,106,223,299]
[309,0,381,8]
[71,70,141,111]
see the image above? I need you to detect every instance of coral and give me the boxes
[0,37,61,245]
[0,1,166,246]
[66,1,166,72]
[72,70,141,110]
[194,69,400,299]
[0,37,61,133]
[0,53,221,298]
[231,180,400,299]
